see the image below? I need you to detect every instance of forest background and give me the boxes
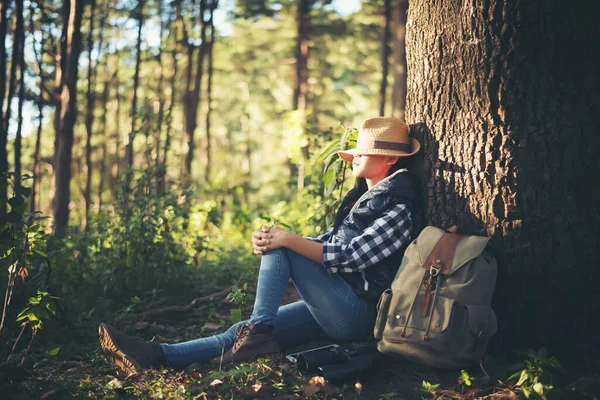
[1,0,599,398]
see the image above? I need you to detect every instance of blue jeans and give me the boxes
[160,248,377,367]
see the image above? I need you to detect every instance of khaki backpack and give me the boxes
[373,226,498,368]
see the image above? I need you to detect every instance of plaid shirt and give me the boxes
[308,204,413,274]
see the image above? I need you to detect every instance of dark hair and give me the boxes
[332,157,413,230]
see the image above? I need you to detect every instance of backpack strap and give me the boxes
[421,233,466,316]
[422,232,466,275]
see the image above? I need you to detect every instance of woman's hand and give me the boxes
[251,225,290,255]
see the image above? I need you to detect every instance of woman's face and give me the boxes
[351,154,394,179]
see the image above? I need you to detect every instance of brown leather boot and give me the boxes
[99,323,165,374]
[221,324,280,364]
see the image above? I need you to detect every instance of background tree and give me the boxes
[52,0,84,234]
[390,0,407,119]
[407,0,600,361]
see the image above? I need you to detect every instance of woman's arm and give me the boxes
[253,226,323,263]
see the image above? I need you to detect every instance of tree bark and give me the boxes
[98,59,110,208]
[154,0,166,182]
[53,0,84,235]
[0,2,9,211]
[31,0,46,212]
[378,0,391,117]
[3,0,24,166]
[181,0,210,177]
[204,5,216,183]
[407,0,600,360]
[127,0,145,184]
[292,0,311,193]
[83,0,97,230]
[13,0,26,190]
[390,0,407,120]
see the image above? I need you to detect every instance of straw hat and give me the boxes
[338,117,420,162]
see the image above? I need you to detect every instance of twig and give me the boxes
[137,283,237,321]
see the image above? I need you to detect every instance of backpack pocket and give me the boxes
[374,289,392,340]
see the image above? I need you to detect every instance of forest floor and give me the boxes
[1,285,599,400]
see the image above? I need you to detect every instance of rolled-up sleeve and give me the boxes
[322,204,413,274]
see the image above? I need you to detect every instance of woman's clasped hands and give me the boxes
[251,225,288,255]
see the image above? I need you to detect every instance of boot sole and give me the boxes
[99,323,142,375]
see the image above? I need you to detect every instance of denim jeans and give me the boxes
[160,248,377,367]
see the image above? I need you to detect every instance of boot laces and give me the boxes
[232,324,252,351]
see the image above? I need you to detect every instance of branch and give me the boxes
[137,283,237,321]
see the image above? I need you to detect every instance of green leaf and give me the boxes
[33,249,48,257]
[459,370,472,386]
[230,309,242,324]
[47,347,60,357]
[516,370,529,386]
[16,186,32,198]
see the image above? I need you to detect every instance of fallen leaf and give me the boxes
[18,267,28,280]
[355,381,363,396]
[107,378,122,389]
[210,379,223,387]
[40,389,58,399]
[253,382,262,392]
[303,383,321,397]
[278,363,292,373]
[201,322,222,332]
[308,376,326,386]
[133,321,149,330]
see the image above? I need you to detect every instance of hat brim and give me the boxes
[338,138,421,162]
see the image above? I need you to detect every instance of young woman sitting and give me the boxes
[98,116,425,374]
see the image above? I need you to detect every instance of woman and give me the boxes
[99,116,425,374]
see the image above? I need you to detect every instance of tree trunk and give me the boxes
[158,21,179,194]
[3,0,24,162]
[378,0,391,117]
[31,0,46,213]
[83,0,97,230]
[0,2,9,211]
[111,51,121,193]
[292,0,311,193]
[154,0,166,181]
[53,0,84,235]
[390,0,407,120]
[407,0,600,361]
[14,20,25,188]
[204,5,215,183]
[182,0,211,177]
[127,0,145,183]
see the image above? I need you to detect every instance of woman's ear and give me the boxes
[386,156,399,165]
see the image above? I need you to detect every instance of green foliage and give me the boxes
[227,283,249,323]
[508,348,562,399]
[0,173,54,360]
[420,380,440,399]
[458,369,473,387]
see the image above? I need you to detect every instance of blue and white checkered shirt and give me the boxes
[308,204,413,274]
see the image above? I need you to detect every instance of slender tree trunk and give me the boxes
[111,47,121,192]
[182,0,210,177]
[292,0,311,193]
[3,0,24,159]
[53,0,84,234]
[407,0,600,361]
[31,0,46,212]
[154,0,166,180]
[379,0,391,116]
[127,0,145,184]
[14,23,25,189]
[390,0,408,120]
[158,26,178,194]
[97,59,110,208]
[83,0,97,230]
[0,2,9,211]
[240,81,250,199]
[204,5,215,183]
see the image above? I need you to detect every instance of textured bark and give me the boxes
[204,10,215,183]
[181,0,215,177]
[154,0,166,179]
[127,0,145,181]
[0,2,9,211]
[31,0,46,212]
[83,0,97,230]
[3,0,24,165]
[14,24,25,188]
[379,0,391,116]
[407,0,600,359]
[390,0,407,120]
[53,0,84,234]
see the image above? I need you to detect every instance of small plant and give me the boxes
[508,348,562,399]
[458,369,473,387]
[420,380,440,399]
[227,283,248,323]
